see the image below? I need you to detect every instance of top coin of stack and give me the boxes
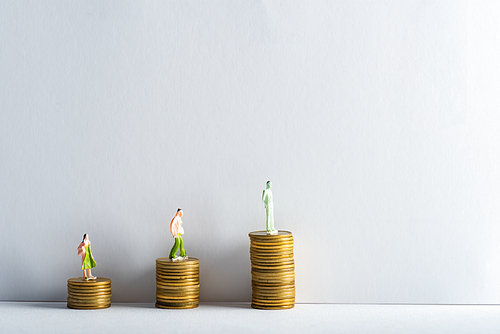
[249,230,295,310]
[155,257,200,309]
[67,277,112,309]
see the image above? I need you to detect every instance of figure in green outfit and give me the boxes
[169,208,187,261]
[77,233,97,280]
[262,181,278,234]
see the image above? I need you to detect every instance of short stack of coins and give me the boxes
[155,257,200,309]
[67,277,112,309]
[249,230,295,310]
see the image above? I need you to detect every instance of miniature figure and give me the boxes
[169,208,187,261]
[262,181,278,234]
[77,233,97,280]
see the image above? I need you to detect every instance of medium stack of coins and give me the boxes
[67,277,112,309]
[249,230,295,310]
[155,257,200,309]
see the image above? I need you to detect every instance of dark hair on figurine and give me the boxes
[267,180,271,184]
[177,208,182,212]
[82,233,88,243]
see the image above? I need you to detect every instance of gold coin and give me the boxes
[67,304,111,310]
[251,303,294,310]
[156,301,199,307]
[68,303,111,310]
[250,248,294,254]
[156,265,200,271]
[249,230,293,237]
[252,280,295,286]
[156,274,199,280]
[252,281,295,287]
[155,272,199,278]
[251,247,293,252]
[157,279,199,286]
[251,263,294,270]
[250,253,293,261]
[156,257,199,265]
[251,266,295,272]
[252,288,295,294]
[68,284,112,290]
[252,283,295,289]
[251,267,295,274]
[156,287,200,293]
[250,262,294,267]
[156,287,200,294]
[252,276,295,281]
[251,271,295,277]
[251,300,295,305]
[252,295,295,301]
[68,289,112,295]
[156,292,199,298]
[252,294,295,300]
[68,293,112,299]
[250,250,294,255]
[251,273,295,280]
[156,271,199,277]
[156,283,200,289]
[156,295,200,302]
[68,277,111,285]
[250,240,294,245]
[252,297,295,304]
[156,292,199,299]
[250,242,294,248]
[67,302,111,309]
[250,257,294,263]
[68,295,111,302]
[155,302,198,309]
[156,281,200,288]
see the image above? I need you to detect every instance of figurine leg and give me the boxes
[169,237,180,259]
[179,234,186,257]
[87,269,96,279]
[266,207,277,234]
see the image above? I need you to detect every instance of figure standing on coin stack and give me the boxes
[249,181,295,309]
[78,233,97,280]
[262,181,278,235]
[169,208,187,261]
[156,208,200,309]
[68,234,112,309]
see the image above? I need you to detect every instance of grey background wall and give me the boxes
[1,0,500,303]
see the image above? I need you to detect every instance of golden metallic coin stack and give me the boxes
[155,257,200,309]
[249,230,295,310]
[67,277,112,309]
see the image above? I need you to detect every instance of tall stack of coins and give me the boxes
[155,257,200,309]
[67,277,112,309]
[249,230,295,310]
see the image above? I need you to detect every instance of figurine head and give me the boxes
[266,181,272,189]
[82,233,88,242]
[177,208,183,217]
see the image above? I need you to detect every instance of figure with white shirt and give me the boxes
[169,208,187,260]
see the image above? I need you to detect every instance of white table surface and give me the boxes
[1,302,499,333]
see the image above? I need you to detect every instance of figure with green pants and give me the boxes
[169,208,187,260]
[262,181,278,234]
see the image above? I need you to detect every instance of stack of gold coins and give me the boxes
[67,277,112,309]
[249,230,295,310]
[155,257,200,309]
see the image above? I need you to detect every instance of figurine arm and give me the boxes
[170,218,177,238]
